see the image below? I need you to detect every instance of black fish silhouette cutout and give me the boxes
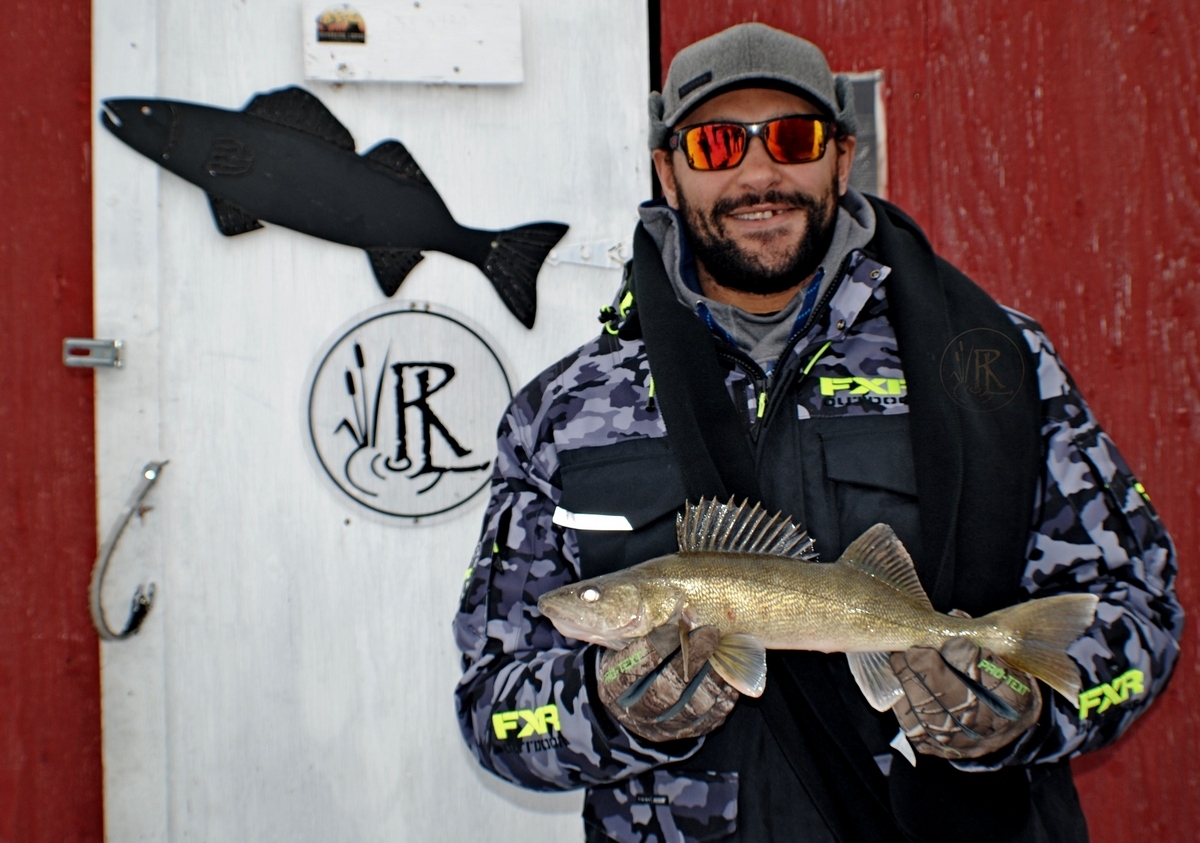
[100,86,568,328]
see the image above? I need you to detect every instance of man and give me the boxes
[455,23,1181,842]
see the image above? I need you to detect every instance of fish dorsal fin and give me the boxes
[364,140,432,188]
[676,498,817,560]
[242,87,355,151]
[840,524,933,609]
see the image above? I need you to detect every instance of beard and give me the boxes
[677,178,840,296]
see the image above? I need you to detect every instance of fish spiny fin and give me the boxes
[677,497,817,560]
[847,651,905,712]
[708,633,767,697]
[364,140,432,187]
[839,523,933,610]
[242,86,356,151]
[980,593,1099,705]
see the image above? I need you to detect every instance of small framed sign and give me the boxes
[303,1,523,85]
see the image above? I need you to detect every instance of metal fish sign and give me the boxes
[538,498,1098,709]
[100,86,568,328]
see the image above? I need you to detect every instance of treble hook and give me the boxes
[89,460,168,641]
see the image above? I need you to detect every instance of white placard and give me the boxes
[303,1,523,84]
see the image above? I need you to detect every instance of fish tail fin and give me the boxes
[981,593,1099,706]
[480,222,569,328]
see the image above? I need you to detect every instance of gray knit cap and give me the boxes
[649,23,856,150]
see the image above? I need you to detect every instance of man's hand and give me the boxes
[596,624,738,742]
[891,636,1042,760]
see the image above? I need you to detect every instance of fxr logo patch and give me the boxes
[819,376,906,396]
[1078,669,1145,720]
[492,704,561,739]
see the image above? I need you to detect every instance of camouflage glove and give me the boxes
[596,624,738,743]
[891,635,1043,760]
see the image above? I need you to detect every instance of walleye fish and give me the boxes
[537,498,1098,711]
[100,86,568,328]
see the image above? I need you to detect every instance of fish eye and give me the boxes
[580,587,601,603]
[141,106,152,116]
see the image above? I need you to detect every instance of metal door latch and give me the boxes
[63,338,124,368]
[546,240,631,270]
[90,461,167,641]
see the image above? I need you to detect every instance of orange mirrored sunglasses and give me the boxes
[668,114,835,171]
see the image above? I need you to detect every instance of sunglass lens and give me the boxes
[765,117,826,164]
[684,124,747,170]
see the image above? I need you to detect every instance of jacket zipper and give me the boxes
[711,252,855,446]
[756,252,855,449]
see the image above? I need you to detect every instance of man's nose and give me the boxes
[734,136,783,189]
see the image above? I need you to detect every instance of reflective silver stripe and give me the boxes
[552,506,633,532]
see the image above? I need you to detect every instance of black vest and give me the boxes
[565,198,1087,843]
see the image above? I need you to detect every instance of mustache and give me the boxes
[710,189,825,218]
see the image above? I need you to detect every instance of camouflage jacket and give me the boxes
[454,235,1182,840]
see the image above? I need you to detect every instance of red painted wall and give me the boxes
[661,2,1198,839]
[0,1,104,840]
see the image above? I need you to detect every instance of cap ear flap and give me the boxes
[648,91,670,151]
[834,74,858,137]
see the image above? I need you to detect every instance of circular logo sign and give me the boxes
[306,302,512,522]
[939,328,1025,413]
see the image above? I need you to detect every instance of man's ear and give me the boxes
[835,135,857,196]
[652,149,680,209]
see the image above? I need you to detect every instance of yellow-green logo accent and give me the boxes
[819,376,906,396]
[1078,669,1145,719]
[492,704,561,739]
[978,658,1031,695]
[603,648,648,683]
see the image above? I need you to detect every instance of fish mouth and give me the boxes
[100,102,122,130]
[541,612,644,649]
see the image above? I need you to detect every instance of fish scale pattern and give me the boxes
[453,244,1181,826]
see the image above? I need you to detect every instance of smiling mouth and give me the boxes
[730,207,795,222]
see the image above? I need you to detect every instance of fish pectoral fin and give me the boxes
[678,620,691,683]
[242,86,356,151]
[708,633,767,698]
[367,248,425,296]
[364,140,433,188]
[839,524,933,610]
[207,194,263,236]
[847,651,906,712]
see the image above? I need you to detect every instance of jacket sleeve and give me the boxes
[453,390,699,791]
[959,314,1184,771]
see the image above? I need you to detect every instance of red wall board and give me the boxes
[660,2,1198,840]
[0,1,103,841]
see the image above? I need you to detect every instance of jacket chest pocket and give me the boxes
[558,437,687,579]
[818,419,924,562]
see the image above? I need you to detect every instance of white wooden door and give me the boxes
[91,2,649,839]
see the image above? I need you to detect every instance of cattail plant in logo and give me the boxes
[306,302,512,521]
